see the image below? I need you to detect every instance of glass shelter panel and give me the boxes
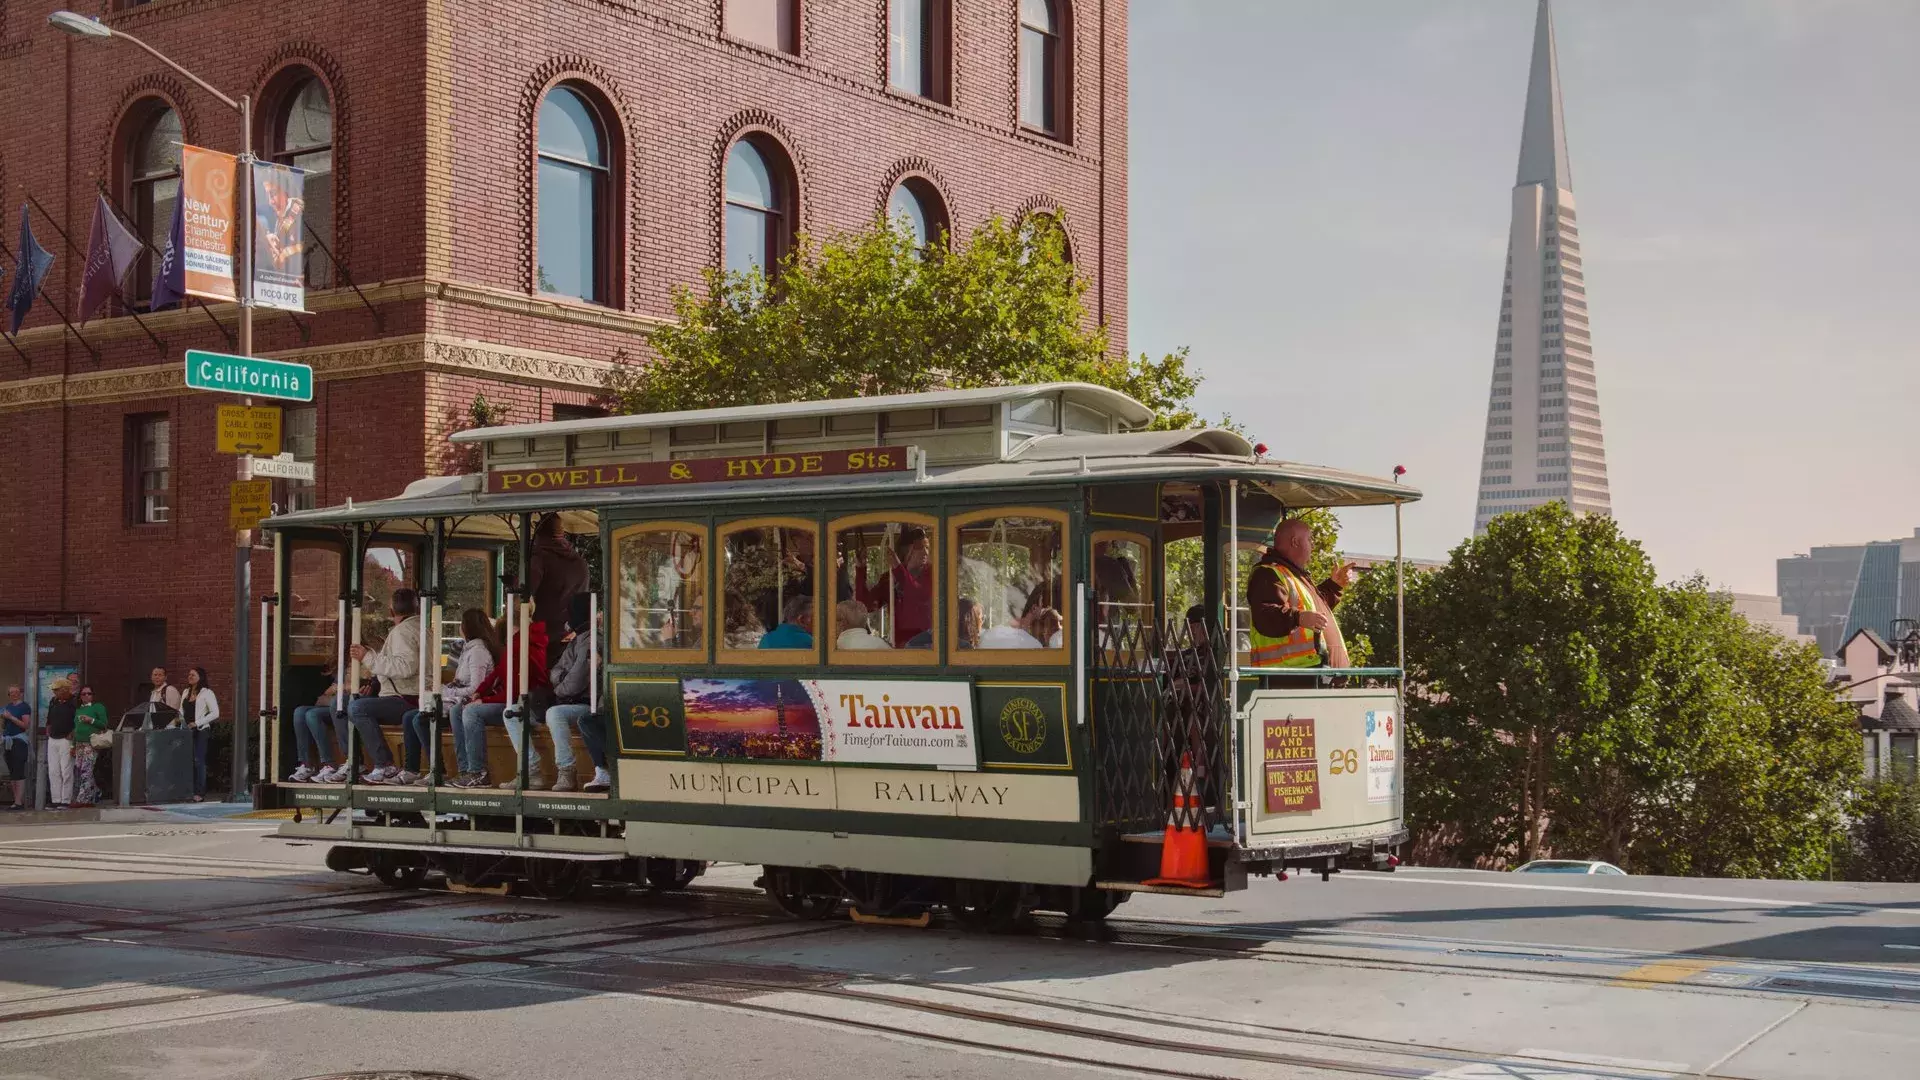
[830,515,937,660]
[287,542,343,665]
[614,525,707,659]
[953,511,1067,656]
[720,521,820,657]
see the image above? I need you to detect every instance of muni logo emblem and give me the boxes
[998,697,1047,756]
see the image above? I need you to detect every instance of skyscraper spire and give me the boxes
[1474,0,1611,535]
[1515,0,1572,191]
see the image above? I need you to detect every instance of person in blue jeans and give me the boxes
[544,597,608,793]
[402,609,498,785]
[289,672,340,782]
[347,589,423,784]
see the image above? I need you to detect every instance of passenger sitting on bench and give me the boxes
[289,670,341,782]
[545,595,609,793]
[431,608,499,787]
[757,595,815,650]
[835,600,892,650]
[452,616,550,789]
[349,589,423,784]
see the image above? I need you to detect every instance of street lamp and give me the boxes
[52,9,259,801]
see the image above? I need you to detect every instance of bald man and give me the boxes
[1247,519,1357,669]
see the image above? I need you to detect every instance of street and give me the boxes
[0,814,1915,1079]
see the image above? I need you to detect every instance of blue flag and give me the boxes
[149,193,186,312]
[6,205,55,334]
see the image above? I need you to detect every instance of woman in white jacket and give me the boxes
[423,609,498,784]
[181,666,220,801]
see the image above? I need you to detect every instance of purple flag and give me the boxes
[149,193,186,312]
[78,194,144,323]
[6,206,55,335]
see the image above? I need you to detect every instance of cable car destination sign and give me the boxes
[487,446,913,494]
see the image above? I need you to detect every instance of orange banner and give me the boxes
[179,145,238,302]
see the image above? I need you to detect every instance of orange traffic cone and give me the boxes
[1144,752,1212,888]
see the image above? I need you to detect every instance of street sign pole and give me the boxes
[234,92,256,803]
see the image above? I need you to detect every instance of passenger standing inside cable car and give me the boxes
[528,513,589,645]
[347,588,422,784]
[1247,520,1357,670]
[855,527,932,648]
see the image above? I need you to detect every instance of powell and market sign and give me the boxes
[184,349,314,403]
[486,446,912,494]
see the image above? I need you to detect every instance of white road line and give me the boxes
[1345,872,1919,913]
[0,827,275,846]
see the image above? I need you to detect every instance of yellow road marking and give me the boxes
[229,808,299,820]
[1609,956,1721,987]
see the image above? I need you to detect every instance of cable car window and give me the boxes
[1092,532,1151,635]
[613,523,707,661]
[361,543,416,646]
[720,520,819,660]
[952,509,1068,660]
[288,542,343,664]
[829,513,938,662]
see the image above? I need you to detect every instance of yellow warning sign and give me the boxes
[230,480,273,531]
[216,405,282,456]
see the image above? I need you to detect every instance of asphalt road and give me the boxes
[0,816,1916,1080]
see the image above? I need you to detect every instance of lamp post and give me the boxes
[53,11,258,800]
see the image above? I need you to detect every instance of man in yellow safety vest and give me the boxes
[1247,519,1358,669]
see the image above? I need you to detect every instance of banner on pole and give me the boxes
[251,161,307,312]
[179,145,238,302]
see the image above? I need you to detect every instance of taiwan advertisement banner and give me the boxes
[251,161,307,312]
[676,677,978,769]
[179,145,238,302]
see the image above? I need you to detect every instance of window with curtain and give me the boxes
[1018,0,1064,134]
[615,525,707,658]
[127,106,181,304]
[889,0,945,100]
[728,0,799,54]
[887,178,947,252]
[128,414,170,524]
[271,75,334,288]
[725,137,791,279]
[536,84,611,304]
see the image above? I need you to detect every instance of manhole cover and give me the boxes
[298,1074,479,1080]
[457,912,559,925]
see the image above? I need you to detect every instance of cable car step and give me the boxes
[1093,880,1227,898]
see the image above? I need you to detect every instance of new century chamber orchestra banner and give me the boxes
[178,145,238,303]
[251,161,307,312]
[680,678,978,769]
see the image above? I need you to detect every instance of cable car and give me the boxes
[255,382,1417,923]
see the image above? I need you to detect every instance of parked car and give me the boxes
[1514,859,1626,875]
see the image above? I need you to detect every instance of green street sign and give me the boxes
[184,349,313,403]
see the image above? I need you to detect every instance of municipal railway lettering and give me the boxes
[666,769,822,798]
[871,780,1011,806]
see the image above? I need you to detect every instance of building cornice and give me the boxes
[0,333,620,413]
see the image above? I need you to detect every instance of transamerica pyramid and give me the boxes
[1474,0,1611,534]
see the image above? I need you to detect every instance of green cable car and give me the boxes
[254,382,1417,924]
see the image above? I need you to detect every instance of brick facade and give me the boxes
[0,0,1126,712]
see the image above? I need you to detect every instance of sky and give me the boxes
[1128,0,1920,594]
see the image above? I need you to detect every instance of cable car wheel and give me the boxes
[760,866,839,920]
[644,858,705,891]
[450,853,516,890]
[369,852,428,890]
[523,857,595,901]
[948,881,1029,933]
[841,871,932,922]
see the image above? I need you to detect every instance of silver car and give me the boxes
[1514,859,1627,875]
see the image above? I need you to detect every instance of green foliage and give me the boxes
[441,393,515,476]
[602,215,1206,433]
[1839,780,1920,882]
[1340,503,1860,875]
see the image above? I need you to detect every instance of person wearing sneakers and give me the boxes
[288,671,340,783]
[347,588,423,784]
[412,608,497,786]
[543,596,608,794]
[452,616,550,789]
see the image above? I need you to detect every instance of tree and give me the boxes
[1340,503,1858,874]
[1840,780,1920,882]
[602,215,1206,431]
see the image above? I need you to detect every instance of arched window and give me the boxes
[125,105,181,304]
[536,84,612,304]
[1019,210,1072,266]
[725,136,794,279]
[1018,0,1065,135]
[270,74,334,289]
[887,178,948,252]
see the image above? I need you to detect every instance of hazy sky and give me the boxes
[1129,0,1920,593]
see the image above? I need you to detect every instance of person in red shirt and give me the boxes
[452,617,550,789]
[855,526,932,649]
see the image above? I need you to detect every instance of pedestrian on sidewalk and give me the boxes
[181,667,220,802]
[43,680,77,809]
[3,685,30,810]
[72,686,108,807]
[146,667,183,725]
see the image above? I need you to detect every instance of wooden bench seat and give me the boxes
[371,724,595,785]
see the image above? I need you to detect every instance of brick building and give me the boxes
[0,0,1128,713]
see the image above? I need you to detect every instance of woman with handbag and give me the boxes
[72,686,110,808]
[181,667,220,802]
